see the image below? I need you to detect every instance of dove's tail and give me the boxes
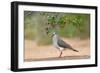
[70,48,79,52]
[72,48,79,52]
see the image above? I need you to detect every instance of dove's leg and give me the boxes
[59,51,62,58]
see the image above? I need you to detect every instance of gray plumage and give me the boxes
[52,32,78,52]
[57,37,78,52]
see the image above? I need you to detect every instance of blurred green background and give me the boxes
[24,11,90,45]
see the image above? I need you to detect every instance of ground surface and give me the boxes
[24,38,90,62]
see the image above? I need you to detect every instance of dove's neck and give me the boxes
[52,34,59,47]
[53,34,58,41]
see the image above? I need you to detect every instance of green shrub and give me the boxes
[24,11,90,45]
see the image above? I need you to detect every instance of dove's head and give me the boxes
[51,32,57,37]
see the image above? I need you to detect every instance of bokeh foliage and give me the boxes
[24,11,90,45]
